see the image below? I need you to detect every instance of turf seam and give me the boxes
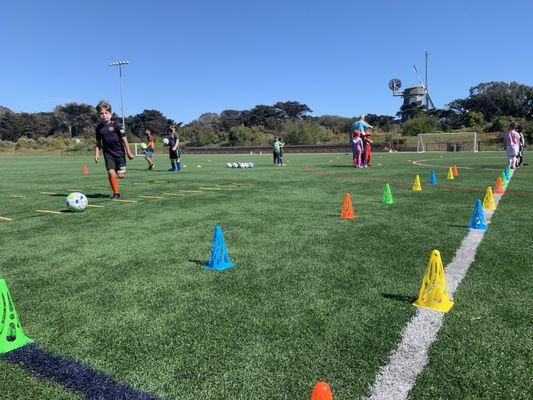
[363,194,502,400]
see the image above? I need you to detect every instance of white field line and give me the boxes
[364,194,502,400]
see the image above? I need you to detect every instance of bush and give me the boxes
[401,113,441,135]
[281,120,327,145]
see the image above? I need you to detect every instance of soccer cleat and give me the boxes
[111,193,121,199]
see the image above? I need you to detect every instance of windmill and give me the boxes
[388,51,436,120]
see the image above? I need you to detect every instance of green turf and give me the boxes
[0,152,531,399]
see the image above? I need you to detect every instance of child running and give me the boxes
[144,128,155,170]
[168,125,182,172]
[94,100,134,199]
[504,123,520,170]
[351,130,363,168]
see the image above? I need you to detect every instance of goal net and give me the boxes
[131,143,146,157]
[416,132,478,153]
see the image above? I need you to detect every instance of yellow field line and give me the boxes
[87,204,105,208]
[113,199,138,203]
[0,216,13,221]
[162,192,184,196]
[9,195,26,198]
[68,190,82,192]
[179,190,204,193]
[40,192,57,195]
[150,180,168,184]
[36,209,63,215]
[139,195,164,199]
[198,187,222,191]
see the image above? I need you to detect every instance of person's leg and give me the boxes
[366,146,372,166]
[176,150,182,171]
[108,169,120,197]
[273,151,277,165]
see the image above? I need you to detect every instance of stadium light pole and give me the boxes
[108,60,130,128]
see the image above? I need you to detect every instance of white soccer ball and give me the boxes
[248,162,254,168]
[232,163,238,168]
[243,163,249,168]
[226,163,232,168]
[66,192,88,212]
[163,138,170,146]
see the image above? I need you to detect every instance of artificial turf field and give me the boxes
[0,151,531,400]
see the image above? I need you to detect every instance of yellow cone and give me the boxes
[482,186,496,211]
[447,167,454,180]
[413,250,454,313]
[412,175,422,191]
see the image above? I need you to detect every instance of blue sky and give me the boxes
[1,0,532,123]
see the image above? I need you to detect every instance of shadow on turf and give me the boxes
[381,293,417,304]
[189,259,207,267]
[49,193,110,199]
[1,344,167,400]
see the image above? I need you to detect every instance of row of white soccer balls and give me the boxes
[226,162,254,168]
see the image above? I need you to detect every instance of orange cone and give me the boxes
[82,165,89,174]
[340,193,355,219]
[493,176,505,194]
[310,381,333,400]
[452,165,458,177]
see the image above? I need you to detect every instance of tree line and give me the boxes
[1,81,531,150]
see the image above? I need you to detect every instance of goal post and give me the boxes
[131,143,146,157]
[416,132,478,153]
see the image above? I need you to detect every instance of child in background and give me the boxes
[272,136,281,165]
[278,137,285,165]
[351,131,363,168]
[168,125,181,172]
[363,130,374,167]
[94,100,134,199]
[144,128,155,170]
[516,126,525,167]
[504,123,520,169]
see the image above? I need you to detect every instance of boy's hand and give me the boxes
[127,151,135,160]
[94,152,99,163]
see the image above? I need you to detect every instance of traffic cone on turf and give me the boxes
[468,199,487,231]
[504,167,510,181]
[340,193,355,219]
[452,165,459,177]
[310,381,333,400]
[82,165,89,174]
[0,279,33,355]
[494,176,505,194]
[429,170,438,185]
[501,172,509,189]
[412,175,422,191]
[381,184,394,204]
[413,250,454,313]
[205,225,235,270]
[447,167,454,180]
[482,187,496,211]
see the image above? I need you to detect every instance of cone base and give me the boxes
[413,300,454,313]
[412,187,422,191]
[340,215,354,219]
[205,261,235,271]
[0,337,33,355]
[468,224,487,231]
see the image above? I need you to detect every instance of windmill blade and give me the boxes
[426,92,436,109]
[413,65,425,88]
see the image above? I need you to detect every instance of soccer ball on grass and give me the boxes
[66,192,88,212]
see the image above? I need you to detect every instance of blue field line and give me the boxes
[2,344,168,400]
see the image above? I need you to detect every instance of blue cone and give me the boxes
[503,167,510,181]
[468,199,487,231]
[429,170,438,185]
[205,225,235,271]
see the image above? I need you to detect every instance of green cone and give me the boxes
[0,279,33,354]
[381,184,394,204]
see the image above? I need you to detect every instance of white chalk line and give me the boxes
[363,193,502,400]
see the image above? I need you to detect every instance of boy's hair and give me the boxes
[509,122,517,130]
[169,124,176,130]
[516,125,523,133]
[96,100,112,113]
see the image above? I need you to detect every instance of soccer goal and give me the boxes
[131,143,146,157]
[416,132,478,153]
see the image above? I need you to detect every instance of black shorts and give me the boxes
[169,148,181,159]
[104,152,126,174]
